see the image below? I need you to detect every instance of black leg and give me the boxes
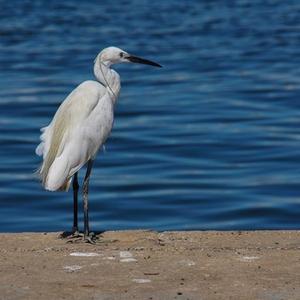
[83,159,95,243]
[72,172,79,233]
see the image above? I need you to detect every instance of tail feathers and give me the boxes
[36,163,72,192]
[58,178,72,192]
[42,176,71,192]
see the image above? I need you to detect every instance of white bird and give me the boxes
[36,46,161,243]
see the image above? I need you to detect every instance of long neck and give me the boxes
[93,59,120,104]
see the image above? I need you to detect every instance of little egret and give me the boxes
[36,46,161,243]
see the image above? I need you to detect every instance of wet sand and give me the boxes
[0,230,299,300]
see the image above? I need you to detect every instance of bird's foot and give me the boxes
[83,232,97,244]
[68,230,84,239]
[59,229,84,243]
[60,231,116,244]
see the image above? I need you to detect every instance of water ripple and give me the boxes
[0,0,300,232]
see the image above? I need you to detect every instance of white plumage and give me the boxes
[35,46,161,242]
[36,80,115,191]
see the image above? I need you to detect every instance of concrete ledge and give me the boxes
[0,230,299,299]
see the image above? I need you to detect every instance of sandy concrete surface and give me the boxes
[0,230,299,300]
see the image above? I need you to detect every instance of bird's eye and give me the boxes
[120,52,124,58]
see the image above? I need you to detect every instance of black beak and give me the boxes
[127,55,162,68]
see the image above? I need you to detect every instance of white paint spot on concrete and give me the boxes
[90,263,100,266]
[119,251,133,258]
[240,256,260,262]
[70,252,100,257]
[119,251,137,262]
[132,278,151,283]
[63,265,82,272]
[120,258,137,263]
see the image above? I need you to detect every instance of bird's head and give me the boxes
[96,46,162,68]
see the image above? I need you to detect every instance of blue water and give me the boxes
[1,0,300,232]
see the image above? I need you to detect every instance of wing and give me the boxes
[36,80,113,191]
